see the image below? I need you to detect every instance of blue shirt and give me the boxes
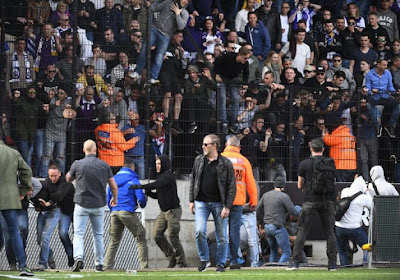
[123,123,146,156]
[107,167,146,213]
[365,68,396,100]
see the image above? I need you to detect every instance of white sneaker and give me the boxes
[150,79,160,85]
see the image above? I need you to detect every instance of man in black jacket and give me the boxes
[133,155,187,268]
[33,164,75,270]
[189,134,236,272]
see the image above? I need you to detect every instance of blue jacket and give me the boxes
[107,167,146,213]
[123,123,146,156]
[365,68,396,101]
[244,21,271,59]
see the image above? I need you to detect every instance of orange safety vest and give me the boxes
[323,125,357,170]
[222,145,258,207]
[94,123,137,167]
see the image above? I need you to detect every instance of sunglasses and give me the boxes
[377,39,386,42]
[317,73,325,76]
[348,22,356,26]
[48,70,56,73]
[304,70,315,73]
[202,143,214,147]
[333,59,342,62]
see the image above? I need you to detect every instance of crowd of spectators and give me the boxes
[1,0,400,181]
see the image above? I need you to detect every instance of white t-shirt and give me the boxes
[280,42,311,76]
[280,15,289,44]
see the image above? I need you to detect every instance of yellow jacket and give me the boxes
[77,73,108,97]
[222,145,258,207]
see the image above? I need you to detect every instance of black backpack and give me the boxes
[311,156,336,195]
[335,191,363,221]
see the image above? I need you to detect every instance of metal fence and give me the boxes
[0,207,144,270]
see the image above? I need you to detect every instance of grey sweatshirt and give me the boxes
[377,9,399,41]
[257,189,298,227]
[150,0,189,38]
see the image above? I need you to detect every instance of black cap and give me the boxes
[317,66,325,73]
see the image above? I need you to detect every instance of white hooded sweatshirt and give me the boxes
[335,176,373,229]
[369,166,399,196]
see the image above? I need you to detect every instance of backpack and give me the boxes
[311,156,336,195]
[335,191,363,221]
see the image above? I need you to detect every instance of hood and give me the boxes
[158,154,172,174]
[370,165,385,182]
[349,176,367,193]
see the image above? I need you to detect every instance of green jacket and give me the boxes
[14,95,44,142]
[0,141,32,210]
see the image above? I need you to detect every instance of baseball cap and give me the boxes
[316,66,325,73]
[304,64,315,72]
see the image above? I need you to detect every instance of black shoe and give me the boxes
[377,126,383,137]
[385,125,396,138]
[216,265,225,272]
[198,261,210,272]
[328,262,337,271]
[95,265,104,272]
[286,261,299,271]
[229,125,239,134]
[72,259,83,272]
[68,256,75,268]
[20,267,34,277]
[187,122,198,134]
[177,262,188,268]
[222,123,228,134]
[171,122,184,133]
[230,264,241,270]
[48,255,56,269]
[168,256,177,268]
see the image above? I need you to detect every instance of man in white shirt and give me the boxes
[235,0,255,36]
[279,28,311,76]
[335,176,373,266]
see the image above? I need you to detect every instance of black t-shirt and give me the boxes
[298,156,335,202]
[241,128,265,168]
[196,156,222,202]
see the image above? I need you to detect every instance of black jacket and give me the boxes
[141,155,180,211]
[189,154,236,209]
[32,175,75,214]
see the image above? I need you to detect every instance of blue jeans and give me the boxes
[40,136,66,177]
[241,212,259,267]
[194,201,228,267]
[1,209,29,266]
[34,129,45,177]
[336,170,356,182]
[335,226,368,266]
[73,204,105,265]
[0,210,27,269]
[229,205,243,266]
[265,224,292,263]
[219,83,240,125]
[135,27,171,80]
[367,97,400,127]
[18,140,34,167]
[59,211,73,259]
[128,156,145,180]
[38,208,60,267]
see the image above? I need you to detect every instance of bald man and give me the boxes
[66,140,118,272]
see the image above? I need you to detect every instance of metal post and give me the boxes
[70,0,78,164]
[145,3,152,179]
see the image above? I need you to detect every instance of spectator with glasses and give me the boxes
[326,54,356,95]
[339,16,361,69]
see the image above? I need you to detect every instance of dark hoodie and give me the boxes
[32,174,75,214]
[141,155,180,211]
